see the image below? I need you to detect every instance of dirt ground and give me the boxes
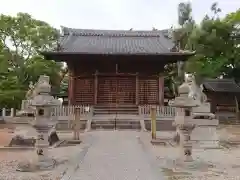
[140,125,240,180]
[1,124,240,180]
[0,129,84,180]
[0,125,15,146]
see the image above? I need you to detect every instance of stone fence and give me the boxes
[1,105,236,130]
[1,105,176,118]
[0,108,15,117]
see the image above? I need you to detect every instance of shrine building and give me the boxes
[43,27,194,106]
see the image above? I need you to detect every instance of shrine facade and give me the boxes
[43,27,193,106]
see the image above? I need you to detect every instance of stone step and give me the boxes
[91,120,141,130]
[93,105,138,115]
[94,111,138,115]
[94,108,138,111]
[92,115,139,120]
[94,105,138,108]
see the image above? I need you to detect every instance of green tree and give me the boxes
[185,7,240,81]
[0,13,64,108]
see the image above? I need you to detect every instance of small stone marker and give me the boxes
[73,107,81,140]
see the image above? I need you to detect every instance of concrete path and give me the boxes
[68,131,164,180]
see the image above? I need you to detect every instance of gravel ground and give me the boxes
[1,125,240,180]
[0,132,84,180]
[139,129,240,180]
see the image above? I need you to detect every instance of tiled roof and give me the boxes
[55,27,177,55]
[202,79,240,93]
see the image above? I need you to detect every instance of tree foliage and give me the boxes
[0,13,64,109]
[186,7,240,81]
[165,2,240,97]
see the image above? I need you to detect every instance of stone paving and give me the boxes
[67,131,164,180]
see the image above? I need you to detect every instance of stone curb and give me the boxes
[0,146,35,151]
[59,134,95,180]
[137,136,166,180]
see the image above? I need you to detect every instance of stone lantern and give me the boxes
[17,75,61,171]
[170,75,199,162]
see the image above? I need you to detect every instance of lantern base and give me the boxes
[16,158,56,172]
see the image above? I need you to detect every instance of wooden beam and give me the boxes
[94,70,98,104]
[158,76,164,105]
[68,70,75,105]
[136,73,139,105]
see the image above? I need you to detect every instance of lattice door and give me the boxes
[117,77,136,104]
[139,77,159,104]
[98,77,117,104]
[97,76,136,104]
[75,77,94,105]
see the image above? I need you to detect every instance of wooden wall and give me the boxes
[205,92,240,113]
[67,57,165,105]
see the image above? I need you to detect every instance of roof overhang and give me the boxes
[41,51,195,63]
[202,79,240,93]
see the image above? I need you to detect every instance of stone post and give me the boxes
[2,108,6,117]
[178,124,195,162]
[35,126,52,164]
[73,107,81,140]
[10,108,14,117]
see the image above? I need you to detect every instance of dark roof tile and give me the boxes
[202,79,240,93]
[57,27,175,55]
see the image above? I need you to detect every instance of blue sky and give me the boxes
[0,0,239,30]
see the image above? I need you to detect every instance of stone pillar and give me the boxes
[2,108,6,117]
[10,108,14,117]
[73,107,81,140]
[35,128,52,164]
[150,106,157,139]
[178,124,195,162]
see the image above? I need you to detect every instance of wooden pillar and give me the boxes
[94,70,98,105]
[72,76,76,105]
[136,73,139,105]
[68,75,75,105]
[68,62,75,105]
[158,76,164,106]
[67,74,71,105]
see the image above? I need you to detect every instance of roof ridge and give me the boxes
[204,78,236,82]
[61,26,169,38]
